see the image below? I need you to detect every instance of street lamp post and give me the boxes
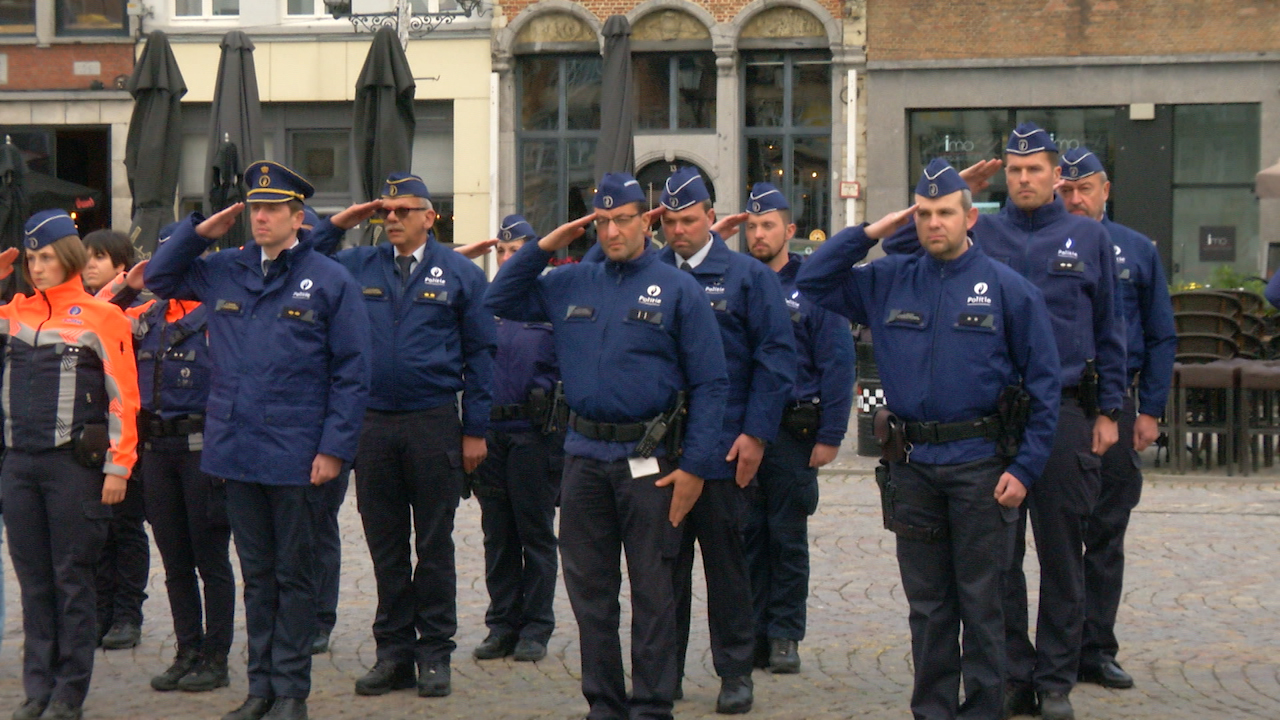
[323,0,488,49]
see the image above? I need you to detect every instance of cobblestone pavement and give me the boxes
[1,456,1278,719]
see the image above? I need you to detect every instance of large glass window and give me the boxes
[1170,104,1260,285]
[743,52,831,241]
[57,0,128,35]
[515,54,601,242]
[175,0,238,17]
[634,53,716,131]
[0,1,34,34]
[908,107,1116,210]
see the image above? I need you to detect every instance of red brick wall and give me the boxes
[499,0,845,26]
[0,44,134,91]
[869,0,1280,61]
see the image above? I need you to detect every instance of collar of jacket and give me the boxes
[659,231,730,275]
[604,241,660,277]
[39,274,94,309]
[921,233,985,274]
[1001,194,1068,232]
[233,231,315,271]
[778,252,805,283]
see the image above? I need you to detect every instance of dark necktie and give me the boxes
[680,261,693,272]
[396,256,414,287]
[261,258,273,278]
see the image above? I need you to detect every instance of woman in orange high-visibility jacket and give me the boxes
[0,209,140,720]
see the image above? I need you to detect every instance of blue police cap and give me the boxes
[593,172,645,210]
[382,172,430,200]
[1005,122,1058,156]
[245,161,315,203]
[660,167,710,211]
[914,158,968,199]
[1059,147,1105,181]
[302,205,320,228]
[24,210,78,250]
[498,214,537,243]
[157,221,180,244]
[746,183,789,215]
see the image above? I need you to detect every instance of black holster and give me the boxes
[781,401,821,442]
[996,385,1031,460]
[72,423,110,470]
[1080,359,1099,418]
[873,408,907,463]
[871,409,948,543]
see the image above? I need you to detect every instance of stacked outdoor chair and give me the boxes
[1171,359,1244,474]
[1237,360,1280,475]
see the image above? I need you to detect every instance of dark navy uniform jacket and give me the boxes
[798,226,1061,488]
[145,215,372,486]
[658,235,795,480]
[885,197,1125,414]
[1104,218,1176,416]
[485,241,729,481]
[1267,269,1280,311]
[308,226,495,438]
[777,253,855,447]
[490,318,558,434]
[133,300,210,419]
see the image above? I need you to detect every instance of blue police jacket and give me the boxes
[659,234,795,480]
[798,226,1061,487]
[490,318,558,434]
[885,197,1125,414]
[134,299,211,417]
[1268,271,1280,311]
[308,226,495,436]
[144,214,372,486]
[485,241,729,481]
[1104,217,1176,416]
[777,254,856,447]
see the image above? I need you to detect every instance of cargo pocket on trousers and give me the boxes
[1077,450,1103,513]
[78,498,114,564]
[208,477,229,529]
[445,449,464,508]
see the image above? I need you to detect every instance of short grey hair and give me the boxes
[960,189,973,212]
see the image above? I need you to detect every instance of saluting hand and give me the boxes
[125,259,148,291]
[0,247,19,280]
[455,239,498,260]
[328,200,383,231]
[727,433,764,488]
[656,468,704,526]
[102,474,127,505]
[959,158,1003,195]
[994,471,1026,508]
[195,203,245,241]
[310,453,343,486]
[864,204,919,240]
[537,213,595,253]
[712,212,750,240]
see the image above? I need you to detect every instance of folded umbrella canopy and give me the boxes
[206,31,263,250]
[0,138,29,299]
[1256,160,1280,199]
[353,26,416,244]
[125,30,187,260]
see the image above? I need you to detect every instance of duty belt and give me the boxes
[568,412,652,443]
[903,414,1000,444]
[143,413,205,438]
[490,404,528,422]
[1061,386,1079,399]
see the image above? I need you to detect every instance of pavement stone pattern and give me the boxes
[1,453,1278,719]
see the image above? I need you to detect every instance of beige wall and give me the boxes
[167,37,493,244]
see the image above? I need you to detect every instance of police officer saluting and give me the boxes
[1058,148,1176,690]
[718,183,856,674]
[470,214,561,663]
[486,172,728,720]
[311,172,496,699]
[651,168,794,715]
[0,210,141,720]
[798,160,1061,720]
[146,161,372,720]
[886,124,1127,720]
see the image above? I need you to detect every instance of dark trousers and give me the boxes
[673,478,755,679]
[355,406,462,665]
[1082,394,1142,667]
[2,450,111,708]
[1004,399,1101,693]
[95,476,149,633]
[226,480,316,700]
[475,429,558,644]
[559,455,682,720]
[892,456,1014,720]
[142,448,235,658]
[309,467,349,638]
[744,430,820,643]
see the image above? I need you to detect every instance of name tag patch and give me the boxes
[215,299,242,313]
[362,287,385,297]
[887,308,925,326]
[565,305,596,320]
